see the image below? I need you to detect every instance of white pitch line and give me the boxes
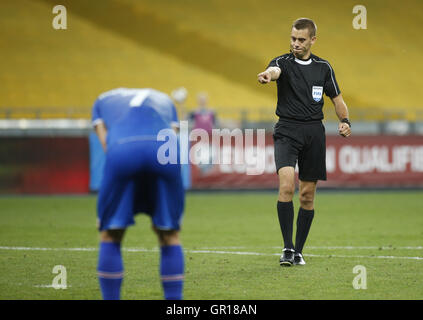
[201,246,423,250]
[33,285,71,288]
[305,254,423,261]
[305,246,423,250]
[0,246,96,252]
[0,246,422,261]
[189,249,269,256]
[189,250,423,261]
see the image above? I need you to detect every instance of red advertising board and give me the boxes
[1,134,422,193]
[0,137,89,194]
[190,133,423,189]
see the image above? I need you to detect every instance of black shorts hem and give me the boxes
[275,164,296,174]
[298,176,327,182]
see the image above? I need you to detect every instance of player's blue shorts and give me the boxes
[97,138,185,232]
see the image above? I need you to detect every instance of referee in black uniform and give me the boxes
[258,18,351,266]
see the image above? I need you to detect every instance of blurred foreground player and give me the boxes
[258,18,351,266]
[92,88,185,299]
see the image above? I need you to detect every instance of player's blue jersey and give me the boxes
[91,88,178,146]
[93,88,185,232]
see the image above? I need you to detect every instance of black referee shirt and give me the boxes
[267,52,341,121]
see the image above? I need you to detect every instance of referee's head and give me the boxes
[290,18,317,59]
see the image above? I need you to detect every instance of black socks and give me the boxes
[277,201,294,250]
[294,207,314,254]
[277,201,314,253]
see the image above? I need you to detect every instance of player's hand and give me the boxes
[338,122,351,137]
[257,71,271,84]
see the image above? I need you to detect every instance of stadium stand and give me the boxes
[0,0,422,122]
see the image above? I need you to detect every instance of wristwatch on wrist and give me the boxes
[341,118,351,128]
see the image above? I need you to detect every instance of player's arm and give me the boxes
[94,121,108,151]
[257,66,281,84]
[331,94,351,138]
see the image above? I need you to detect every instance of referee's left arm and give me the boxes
[331,94,351,138]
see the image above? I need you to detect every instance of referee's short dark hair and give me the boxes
[292,18,317,38]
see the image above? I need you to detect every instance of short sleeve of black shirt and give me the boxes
[267,58,278,69]
[266,55,288,70]
[323,62,341,98]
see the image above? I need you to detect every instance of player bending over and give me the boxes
[92,87,184,299]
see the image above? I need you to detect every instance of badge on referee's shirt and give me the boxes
[312,86,323,102]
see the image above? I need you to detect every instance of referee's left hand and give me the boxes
[338,122,351,137]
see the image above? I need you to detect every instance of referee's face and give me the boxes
[290,27,316,59]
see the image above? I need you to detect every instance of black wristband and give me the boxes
[341,118,351,128]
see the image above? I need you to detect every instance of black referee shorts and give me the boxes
[273,119,327,181]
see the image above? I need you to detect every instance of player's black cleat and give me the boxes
[293,252,306,266]
[279,248,295,267]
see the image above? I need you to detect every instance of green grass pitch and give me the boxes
[0,191,422,300]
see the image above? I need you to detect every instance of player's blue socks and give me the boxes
[97,242,124,300]
[160,244,184,300]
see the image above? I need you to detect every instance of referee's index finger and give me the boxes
[257,75,267,83]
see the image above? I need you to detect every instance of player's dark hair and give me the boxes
[292,18,317,38]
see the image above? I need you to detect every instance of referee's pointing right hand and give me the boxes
[257,71,271,84]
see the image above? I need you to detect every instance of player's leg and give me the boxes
[294,122,326,265]
[153,227,184,300]
[154,227,181,246]
[277,166,296,252]
[96,171,132,300]
[100,229,125,242]
[134,136,186,299]
[144,144,185,300]
[152,196,185,300]
[97,229,126,300]
[293,180,317,265]
[273,122,302,266]
[96,142,139,300]
[277,167,296,266]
